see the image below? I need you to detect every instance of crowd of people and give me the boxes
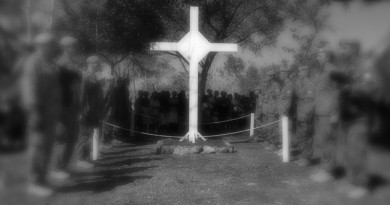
[1,29,390,200]
[133,89,257,135]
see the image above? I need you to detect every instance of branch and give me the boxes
[178,58,189,75]
[159,51,189,64]
[228,0,244,24]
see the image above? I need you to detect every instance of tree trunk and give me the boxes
[199,52,217,95]
[198,52,217,123]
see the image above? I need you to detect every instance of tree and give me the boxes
[171,72,189,91]
[238,65,261,93]
[155,0,287,95]
[283,0,331,76]
[53,0,168,76]
[224,54,245,76]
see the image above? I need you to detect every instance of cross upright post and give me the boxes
[151,6,238,143]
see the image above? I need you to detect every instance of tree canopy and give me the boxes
[53,0,170,74]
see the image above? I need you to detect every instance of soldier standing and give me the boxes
[21,33,61,196]
[55,36,83,175]
[294,65,315,166]
[277,66,294,151]
[311,48,339,183]
[75,55,104,169]
[330,71,372,198]
[258,69,279,147]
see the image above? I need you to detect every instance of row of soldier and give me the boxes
[17,33,114,197]
[253,40,385,198]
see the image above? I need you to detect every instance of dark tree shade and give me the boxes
[53,0,168,68]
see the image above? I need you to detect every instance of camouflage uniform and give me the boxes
[295,66,315,160]
[314,62,338,169]
[260,70,280,144]
[277,67,294,146]
[254,84,266,140]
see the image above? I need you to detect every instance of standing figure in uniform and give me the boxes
[311,48,339,183]
[294,65,315,166]
[21,33,61,196]
[277,66,294,152]
[258,69,279,147]
[55,36,83,176]
[75,55,104,169]
[134,90,144,132]
[330,71,371,198]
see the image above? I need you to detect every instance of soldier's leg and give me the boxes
[59,115,79,170]
[295,121,313,161]
[74,125,92,162]
[295,121,306,155]
[346,122,369,187]
[311,115,337,182]
[313,116,336,170]
[30,125,55,185]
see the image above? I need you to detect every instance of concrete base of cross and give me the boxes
[180,130,206,143]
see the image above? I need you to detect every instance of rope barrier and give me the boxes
[203,120,281,138]
[104,122,182,139]
[104,119,281,139]
[199,114,251,125]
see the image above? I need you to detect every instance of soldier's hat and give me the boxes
[339,39,360,47]
[60,36,77,46]
[298,65,309,71]
[339,39,360,53]
[33,33,55,45]
[280,65,291,72]
[266,69,275,75]
[86,55,100,63]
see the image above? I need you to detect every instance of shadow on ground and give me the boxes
[57,139,162,194]
[58,174,152,193]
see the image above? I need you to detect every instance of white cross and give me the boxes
[151,6,237,143]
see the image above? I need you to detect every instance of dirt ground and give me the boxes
[2,134,390,205]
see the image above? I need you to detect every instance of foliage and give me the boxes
[171,72,189,91]
[224,54,245,76]
[238,65,261,93]
[53,0,168,75]
[283,0,331,77]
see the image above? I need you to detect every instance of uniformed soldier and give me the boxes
[258,69,280,147]
[55,36,83,175]
[74,55,104,169]
[330,71,371,198]
[311,48,339,183]
[294,65,315,166]
[274,66,294,153]
[278,66,294,115]
[268,70,282,149]
[21,33,61,196]
[254,72,268,142]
